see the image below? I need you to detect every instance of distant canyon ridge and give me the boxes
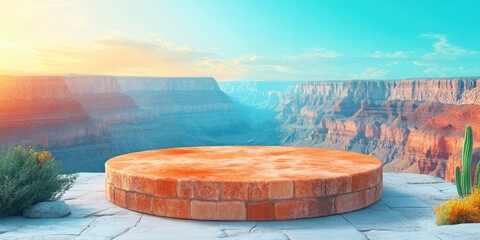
[1,75,479,181]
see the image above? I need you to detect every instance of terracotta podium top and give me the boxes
[106,146,381,181]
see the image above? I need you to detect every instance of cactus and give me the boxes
[475,161,480,187]
[455,166,463,196]
[455,125,480,197]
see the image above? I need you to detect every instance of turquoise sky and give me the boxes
[1,0,479,80]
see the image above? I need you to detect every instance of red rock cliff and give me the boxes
[275,78,480,180]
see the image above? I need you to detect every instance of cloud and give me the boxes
[412,61,432,66]
[33,37,247,80]
[421,33,478,58]
[423,67,440,75]
[349,67,388,79]
[368,51,410,59]
[423,66,480,77]
[29,35,347,81]
[198,48,343,80]
[275,65,294,73]
[286,48,340,60]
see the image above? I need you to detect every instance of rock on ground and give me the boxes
[22,201,71,219]
[0,172,479,240]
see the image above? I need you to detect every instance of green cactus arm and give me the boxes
[456,166,463,197]
[475,161,480,187]
[462,125,473,195]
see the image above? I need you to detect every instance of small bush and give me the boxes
[434,188,480,225]
[0,145,77,217]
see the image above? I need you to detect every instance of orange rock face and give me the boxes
[105,146,382,220]
[0,76,88,129]
[403,106,480,180]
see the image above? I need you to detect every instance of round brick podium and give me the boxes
[105,146,382,221]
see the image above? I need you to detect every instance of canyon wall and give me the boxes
[0,75,250,173]
[220,78,480,180]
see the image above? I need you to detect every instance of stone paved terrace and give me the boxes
[1,173,479,240]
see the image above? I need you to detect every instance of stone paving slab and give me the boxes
[0,172,479,239]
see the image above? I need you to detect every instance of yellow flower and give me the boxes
[434,188,480,225]
[36,151,53,165]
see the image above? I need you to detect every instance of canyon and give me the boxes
[220,78,480,181]
[1,75,479,180]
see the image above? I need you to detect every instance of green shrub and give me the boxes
[0,145,77,217]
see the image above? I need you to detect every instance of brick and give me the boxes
[120,173,131,190]
[351,172,367,192]
[135,194,153,213]
[126,191,137,211]
[294,179,313,197]
[166,199,190,219]
[375,182,383,200]
[190,200,216,220]
[221,182,249,200]
[129,175,155,194]
[127,192,152,213]
[374,167,383,185]
[105,183,115,202]
[192,181,220,200]
[365,187,377,207]
[351,170,379,192]
[249,182,269,201]
[114,189,127,208]
[177,179,193,198]
[268,181,293,199]
[105,169,114,184]
[274,199,306,220]
[113,171,122,188]
[247,201,274,220]
[312,178,326,197]
[335,192,359,214]
[359,190,370,208]
[217,201,246,220]
[149,197,167,216]
[326,175,352,196]
[154,178,177,197]
[305,197,335,217]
